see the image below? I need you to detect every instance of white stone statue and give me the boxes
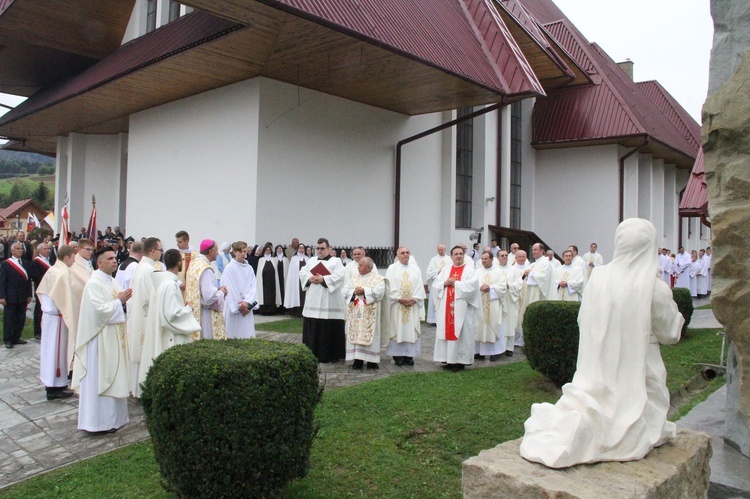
[519,218,684,468]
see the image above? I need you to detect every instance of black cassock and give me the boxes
[258,258,278,315]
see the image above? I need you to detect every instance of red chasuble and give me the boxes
[445,265,465,341]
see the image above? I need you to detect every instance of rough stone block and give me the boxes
[463,429,711,498]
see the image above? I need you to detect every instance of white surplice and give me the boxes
[425,254,451,324]
[343,269,387,363]
[73,270,129,432]
[126,256,157,397]
[475,266,507,356]
[498,263,523,351]
[283,253,307,309]
[300,256,346,320]
[433,263,480,365]
[673,251,692,289]
[137,272,201,391]
[222,259,258,339]
[555,263,585,302]
[385,262,425,358]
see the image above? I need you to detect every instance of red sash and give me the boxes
[6,258,28,280]
[445,265,465,341]
[34,256,51,269]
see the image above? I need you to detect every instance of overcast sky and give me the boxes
[0,0,714,132]
[553,0,714,122]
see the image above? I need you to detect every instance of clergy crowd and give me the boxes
[0,226,711,435]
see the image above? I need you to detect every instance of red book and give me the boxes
[310,262,331,276]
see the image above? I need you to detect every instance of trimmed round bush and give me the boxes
[671,287,693,338]
[523,301,581,388]
[141,339,321,498]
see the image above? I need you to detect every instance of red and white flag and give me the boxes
[86,197,97,242]
[60,203,70,245]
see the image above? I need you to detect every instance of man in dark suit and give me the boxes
[13,231,33,262]
[29,242,52,340]
[0,242,33,349]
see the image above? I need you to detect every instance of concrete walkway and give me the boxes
[0,316,525,489]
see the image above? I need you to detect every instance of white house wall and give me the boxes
[81,134,124,231]
[255,78,444,271]
[126,79,261,247]
[535,145,620,260]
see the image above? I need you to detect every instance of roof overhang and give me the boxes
[0,2,545,155]
[0,0,136,96]
[532,134,697,169]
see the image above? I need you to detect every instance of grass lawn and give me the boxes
[0,175,55,198]
[0,328,725,498]
[255,317,303,334]
[695,303,712,310]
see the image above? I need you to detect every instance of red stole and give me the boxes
[445,265,465,341]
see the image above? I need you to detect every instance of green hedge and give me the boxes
[141,339,322,498]
[671,287,694,338]
[522,301,581,388]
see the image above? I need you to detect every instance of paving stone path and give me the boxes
[0,316,525,489]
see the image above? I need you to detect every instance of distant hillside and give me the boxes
[0,150,55,164]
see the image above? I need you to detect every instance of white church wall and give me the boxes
[255,78,445,272]
[637,153,653,220]
[663,165,678,250]
[535,145,620,260]
[520,99,537,230]
[80,134,124,232]
[651,158,666,247]
[127,79,261,247]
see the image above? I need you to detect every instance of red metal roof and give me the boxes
[637,80,701,152]
[679,147,707,216]
[0,197,47,220]
[264,0,545,97]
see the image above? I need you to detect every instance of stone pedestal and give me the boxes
[462,429,711,498]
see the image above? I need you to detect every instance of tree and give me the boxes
[33,181,49,205]
[9,182,30,203]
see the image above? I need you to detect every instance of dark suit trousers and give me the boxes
[33,296,42,337]
[3,302,26,343]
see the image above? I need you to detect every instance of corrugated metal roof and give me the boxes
[266,0,545,96]
[542,20,597,77]
[679,147,707,216]
[637,80,701,152]
[0,12,243,126]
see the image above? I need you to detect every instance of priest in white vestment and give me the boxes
[475,246,499,269]
[520,218,682,468]
[36,245,76,400]
[222,241,259,339]
[474,252,507,361]
[68,239,94,374]
[673,247,692,289]
[115,241,142,303]
[344,246,378,281]
[175,230,196,290]
[658,249,672,285]
[343,257,388,369]
[517,244,559,347]
[581,243,604,279]
[696,249,708,297]
[425,245,451,325]
[433,246,480,371]
[186,239,227,341]
[385,247,425,366]
[283,244,308,317]
[300,238,347,363]
[497,249,523,357]
[512,250,529,274]
[546,250,561,269]
[705,247,712,294]
[72,247,133,433]
[126,237,162,398]
[568,245,589,290]
[555,250,585,302]
[137,249,202,392]
[687,251,701,298]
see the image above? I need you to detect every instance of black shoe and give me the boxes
[489,354,502,362]
[505,350,514,357]
[5,342,12,349]
[394,357,404,366]
[12,339,27,345]
[474,354,485,360]
[442,363,455,371]
[47,389,74,400]
[366,362,379,370]
[351,360,364,370]
[34,334,42,341]
[403,357,414,366]
[453,364,466,371]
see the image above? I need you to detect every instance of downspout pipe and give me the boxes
[618,136,649,222]
[394,102,504,249]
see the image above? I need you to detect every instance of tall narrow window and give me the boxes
[509,101,522,229]
[169,0,181,22]
[146,0,157,32]
[455,108,474,229]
